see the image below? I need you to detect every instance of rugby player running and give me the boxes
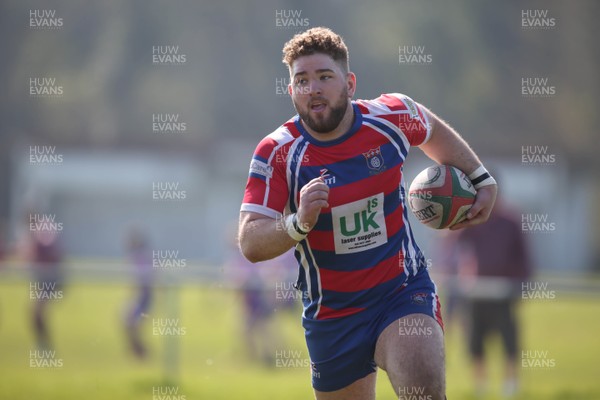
[239,27,497,400]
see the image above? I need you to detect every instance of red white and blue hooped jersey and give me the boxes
[241,93,432,321]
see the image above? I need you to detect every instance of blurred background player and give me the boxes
[0,219,7,324]
[123,227,153,359]
[0,219,6,267]
[225,225,296,365]
[21,224,64,351]
[451,179,531,398]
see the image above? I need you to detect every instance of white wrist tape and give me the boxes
[468,165,497,189]
[285,213,309,242]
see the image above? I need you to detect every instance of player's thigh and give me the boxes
[314,371,376,400]
[374,314,445,392]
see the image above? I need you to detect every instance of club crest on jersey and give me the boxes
[363,147,385,173]
[411,292,428,306]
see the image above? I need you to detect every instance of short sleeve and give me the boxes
[240,137,289,219]
[372,93,432,147]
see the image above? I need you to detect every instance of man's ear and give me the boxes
[288,83,293,96]
[347,72,357,97]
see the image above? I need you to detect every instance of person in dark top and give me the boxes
[454,193,531,397]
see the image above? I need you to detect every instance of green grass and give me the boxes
[0,279,599,399]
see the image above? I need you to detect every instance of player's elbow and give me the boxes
[238,238,263,264]
[238,214,272,263]
[240,248,262,264]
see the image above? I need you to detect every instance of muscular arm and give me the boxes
[239,177,330,263]
[419,107,497,229]
[420,108,481,174]
[238,212,297,263]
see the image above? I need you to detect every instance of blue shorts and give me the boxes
[303,268,444,392]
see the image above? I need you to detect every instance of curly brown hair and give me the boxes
[282,27,349,73]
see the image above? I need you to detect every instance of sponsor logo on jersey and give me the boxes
[331,193,388,254]
[310,361,321,379]
[400,96,420,119]
[249,159,273,178]
[319,168,336,185]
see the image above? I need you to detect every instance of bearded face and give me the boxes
[288,53,355,136]
[292,85,349,134]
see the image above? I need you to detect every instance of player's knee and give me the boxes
[396,363,445,400]
[398,380,444,399]
[398,388,444,400]
[414,369,445,399]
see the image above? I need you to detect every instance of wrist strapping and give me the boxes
[285,213,309,242]
[468,165,497,189]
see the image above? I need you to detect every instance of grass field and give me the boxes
[0,278,599,399]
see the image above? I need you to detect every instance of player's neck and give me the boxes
[302,101,355,142]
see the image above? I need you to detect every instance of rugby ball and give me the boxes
[408,165,476,229]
